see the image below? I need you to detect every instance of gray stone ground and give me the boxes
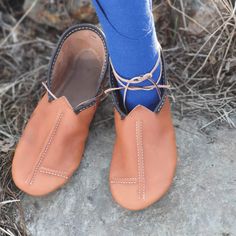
[21,99,236,236]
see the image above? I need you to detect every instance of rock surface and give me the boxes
[24,0,95,30]
[21,99,236,236]
[186,0,227,34]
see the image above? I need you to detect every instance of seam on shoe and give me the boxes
[110,177,137,184]
[111,177,137,181]
[39,170,68,179]
[154,52,168,113]
[110,181,137,184]
[110,70,126,118]
[136,120,146,200]
[40,167,69,176]
[28,112,64,185]
[136,121,141,199]
[76,101,96,113]
[140,121,145,200]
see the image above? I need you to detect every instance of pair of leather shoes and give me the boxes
[12,24,177,211]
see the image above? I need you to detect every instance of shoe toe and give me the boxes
[110,157,176,211]
[110,100,177,210]
[12,159,69,196]
[12,94,95,196]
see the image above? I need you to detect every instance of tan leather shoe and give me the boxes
[108,52,177,210]
[12,24,108,196]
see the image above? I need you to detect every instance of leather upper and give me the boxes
[108,47,177,210]
[12,95,96,196]
[110,99,177,210]
[12,24,108,196]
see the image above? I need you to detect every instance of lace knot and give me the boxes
[142,72,153,80]
[105,47,170,112]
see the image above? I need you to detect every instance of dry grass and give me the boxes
[163,0,236,129]
[0,0,236,235]
[0,2,55,235]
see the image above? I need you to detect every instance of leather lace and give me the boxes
[42,82,105,110]
[105,48,170,112]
